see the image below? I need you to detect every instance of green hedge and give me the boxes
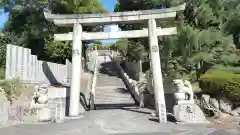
[199,70,240,102]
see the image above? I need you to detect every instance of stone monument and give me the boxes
[172,79,209,124]
[173,103,209,124]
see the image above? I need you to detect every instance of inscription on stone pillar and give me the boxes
[151,45,159,52]
[158,102,167,122]
[54,98,64,123]
[72,49,80,56]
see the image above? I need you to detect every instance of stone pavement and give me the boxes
[0,60,239,135]
[0,107,239,135]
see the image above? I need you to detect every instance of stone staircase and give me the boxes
[95,61,135,108]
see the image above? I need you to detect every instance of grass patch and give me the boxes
[0,78,21,103]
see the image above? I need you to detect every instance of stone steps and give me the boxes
[95,96,134,101]
[94,61,135,106]
[95,92,132,96]
[95,101,134,105]
[95,93,132,98]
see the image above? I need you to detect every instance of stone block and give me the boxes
[48,87,67,99]
[30,103,47,109]
[201,94,211,108]
[177,100,194,105]
[0,102,9,124]
[230,107,240,116]
[219,99,232,114]
[173,104,209,124]
[209,98,219,109]
[79,102,85,114]
[37,107,52,122]
[48,98,66,117]
[53,99,65,123]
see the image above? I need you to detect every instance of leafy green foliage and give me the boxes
[223,5,240,48]
[0,0,107,68]
[114,0,240,83]
[199,70,240,101]
[111,39,147,60]
[113,40,129,58]
[199,70,234,94]
[45,37,72,60]
[223,80,240,102]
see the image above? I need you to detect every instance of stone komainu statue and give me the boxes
[173,79,194,104]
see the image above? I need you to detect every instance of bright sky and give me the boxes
[101,0,118,44]
[0,8,9,29]
[0,0,118,44]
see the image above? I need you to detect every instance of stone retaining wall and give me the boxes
[114,59,175,112]
[122,60,142,81]
[114,60,141,104]
[0,101,31,126]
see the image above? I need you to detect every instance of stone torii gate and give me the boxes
[44,3,186,123]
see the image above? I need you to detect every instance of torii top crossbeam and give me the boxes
[44,3,186,26]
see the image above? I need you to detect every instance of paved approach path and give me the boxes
[0,109,239,135]
[0,60,239,135]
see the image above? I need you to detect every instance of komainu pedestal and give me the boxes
[173,104,209,124]
[31,84,52,122]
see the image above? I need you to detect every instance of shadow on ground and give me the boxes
[148,114,177,123]
[95,103,177,123]
[121,107,152,115]
[116,88,130,94]
[98,62,121,78]
[95,103,137,110]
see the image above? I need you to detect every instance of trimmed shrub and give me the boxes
[199,70,240,102]
[223,80,240,102]
[199,70,233,93]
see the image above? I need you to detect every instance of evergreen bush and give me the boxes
[199,70,240,101]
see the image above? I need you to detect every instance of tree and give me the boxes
[93,41,103,50]
[223,3,240,48]
[115,40,129,58]
[114,0,239,82]
[0,0,107,64]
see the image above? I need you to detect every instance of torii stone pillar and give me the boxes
[148,18,167,123]
[69,23,82,116]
